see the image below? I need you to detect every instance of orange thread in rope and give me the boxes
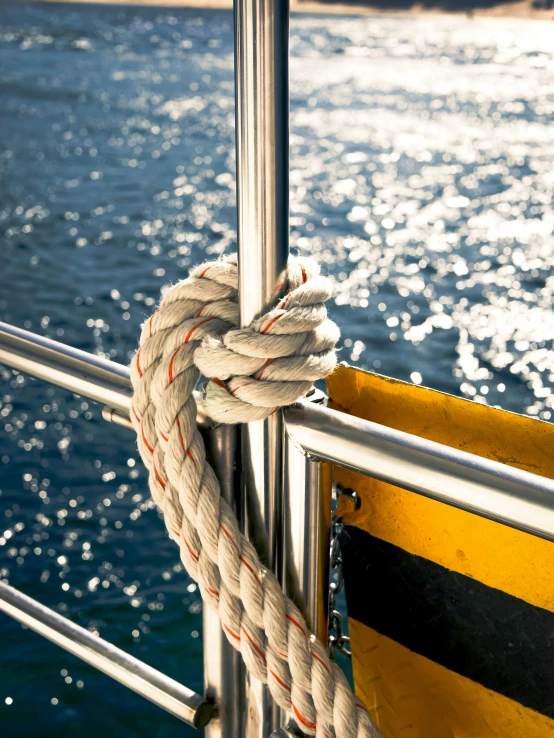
[219,527,262,586]
[184,316,215,343]
[141,422,153,454]
[148,311,158,337]
[292,704,316,731]
[168,348,179,384]
[220,524,240,553]
[136,349,143,377]
[153,462,166,490]
[286,613,307,637]
[181,533,200,562]
[255,357,273,380]
[261,310,285,335]
[242,626,266,663]
[268,668,291,692]
[223,624,241,641]
[175,416,185,450]
[312,650,331,674]
[239,555,262,586]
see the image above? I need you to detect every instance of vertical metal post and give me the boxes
[201,423,245,737]
[283,392,331,644]
[234,0,290,731]
[280,394,331,736]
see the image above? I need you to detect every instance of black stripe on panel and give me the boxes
[341,524,554,718]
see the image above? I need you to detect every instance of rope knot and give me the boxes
[194,256,339,423]
[130,253,381,738]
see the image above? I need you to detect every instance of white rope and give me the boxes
[130,253,382,738]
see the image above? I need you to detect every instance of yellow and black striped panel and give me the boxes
[327,365,554,738]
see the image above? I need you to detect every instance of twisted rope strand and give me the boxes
[130,253,382,738]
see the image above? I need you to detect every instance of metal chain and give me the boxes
[327,514,351,660]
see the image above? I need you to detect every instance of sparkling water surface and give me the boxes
[1,2,554,735]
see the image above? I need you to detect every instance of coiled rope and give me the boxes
[130,253,382,738]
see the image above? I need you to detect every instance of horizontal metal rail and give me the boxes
[2,321,554,542]
[0,321,208,427]
[0,581,215,728]
[286,401,554,542]
[0,322,132,415]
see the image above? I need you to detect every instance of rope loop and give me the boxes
[131,253,382,738]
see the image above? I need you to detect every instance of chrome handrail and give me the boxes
[0,321,209,425]
[286,401,554,542]
[0,321,132,414]
[2,320,554,542]
[0,581,214,728]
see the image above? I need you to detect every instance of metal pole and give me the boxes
[283,391,330,644]
[0,320,132,415]
[285,399,554,544]
[0,321,209,426]
[0,320,236,732]
[234,0,290,731]
[281,391,331,735]
[3,323,554,542]
[200,422,245,738]
[0,581,214,729]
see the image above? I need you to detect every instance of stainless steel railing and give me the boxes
[0,581,214,728]
[0,321,217,730]
[2,321,554,543]
[285,401,554,542]
[234,0,290,726]
[2,319,554,733]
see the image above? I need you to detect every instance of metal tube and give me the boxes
[234,0,290,731]
[3,323,554,542]
[0,322,243,733]
[200,422,245,738]
[0,321,132,415]
[0,581,214,728]
[282,391,330,642]
[0,321,209,426]
[102,405,134,430]
[234,0,290,573]
[282,392,331,735]
[285,399,554,543]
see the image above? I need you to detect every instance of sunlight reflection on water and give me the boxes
[0,3,553,735]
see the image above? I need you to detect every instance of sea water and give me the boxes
[1,3,554,735]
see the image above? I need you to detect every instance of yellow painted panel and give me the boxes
[350,618,554,738]
[327,365,554,612]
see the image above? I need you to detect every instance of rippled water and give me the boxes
[1,2,554,735]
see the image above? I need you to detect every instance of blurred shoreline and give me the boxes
[37,0,554,21]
